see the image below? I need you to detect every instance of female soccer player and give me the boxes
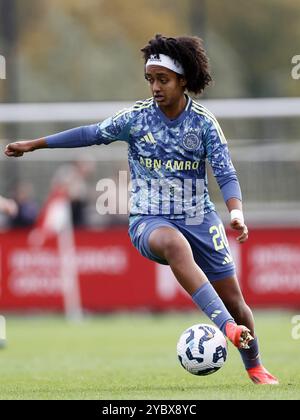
[5,34,278,385]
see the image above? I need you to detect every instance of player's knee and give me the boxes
[149,228,190,262]
[163,237,189,262]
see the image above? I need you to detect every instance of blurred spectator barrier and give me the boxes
[0,227,299,311]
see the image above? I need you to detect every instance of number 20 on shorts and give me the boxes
[209,224,229,251]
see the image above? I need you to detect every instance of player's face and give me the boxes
[145,66,186,109]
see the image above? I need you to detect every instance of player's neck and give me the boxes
[159,95,187,120]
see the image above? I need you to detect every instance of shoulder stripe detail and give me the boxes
[192,101,220,124]
[134,97,153,106]
[133,100,154,110]
[191,105,227,145]
[113,99,154,121]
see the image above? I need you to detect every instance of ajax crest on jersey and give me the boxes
[182,132,201,151]
[177,323,227,376]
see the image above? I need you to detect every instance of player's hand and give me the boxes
[0,196,18,216]
[230,219,248,243]
[2,199,18,216]
[5,141,32,157]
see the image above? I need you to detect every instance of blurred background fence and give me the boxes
[0,99,299,228]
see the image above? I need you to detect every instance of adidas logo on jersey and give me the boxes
[140,132,156,145]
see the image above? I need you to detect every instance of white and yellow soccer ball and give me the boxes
[177,324,227,376]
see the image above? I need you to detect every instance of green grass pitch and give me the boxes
[0,311,299,400]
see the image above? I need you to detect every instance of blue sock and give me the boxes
[192,282,235,335]
[238,337,261,369]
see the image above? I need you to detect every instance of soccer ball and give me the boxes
[177,323,227,376]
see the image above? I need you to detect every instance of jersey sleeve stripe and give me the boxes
[113,99,154,121]
[192,101,219,121]
[191,104,227,145]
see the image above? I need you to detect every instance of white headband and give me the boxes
[146,54,184,75]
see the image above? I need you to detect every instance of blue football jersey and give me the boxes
[93,96,236,224]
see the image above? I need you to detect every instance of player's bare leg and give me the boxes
[212,275,255,335]
[148,227,253,350]
[149,226,207,294]
[212,275,279,385]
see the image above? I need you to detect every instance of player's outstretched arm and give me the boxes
[5,116,131,158]
[5,138,47,157]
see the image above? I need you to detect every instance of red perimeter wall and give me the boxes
[0,227,300,311]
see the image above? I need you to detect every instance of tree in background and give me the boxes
[205,0,300,97]
[1,0,300,101]
[16,0,188,101]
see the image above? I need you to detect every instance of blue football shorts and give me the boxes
[129,211,236,282]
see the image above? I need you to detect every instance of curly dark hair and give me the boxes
[141,34,212,95]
